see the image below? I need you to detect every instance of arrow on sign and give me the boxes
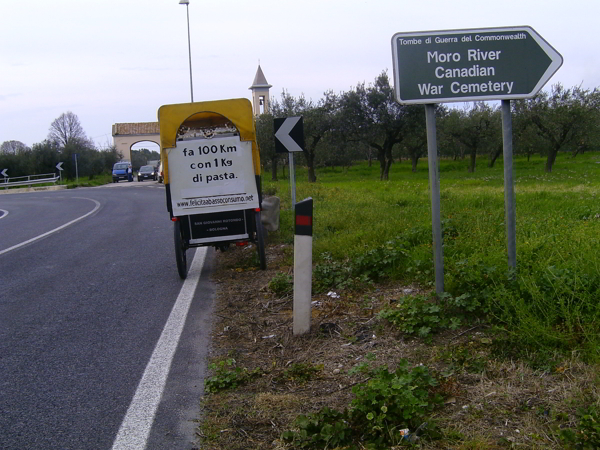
[1,169,7,177]
[56,162,64,171]
[274,116,304,153]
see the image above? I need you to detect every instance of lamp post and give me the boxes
[179,0,194,102]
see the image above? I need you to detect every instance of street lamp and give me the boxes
[179,0,194,102]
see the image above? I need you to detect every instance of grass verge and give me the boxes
[198,152,600,449]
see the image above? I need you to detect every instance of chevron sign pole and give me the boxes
[274,116,305,207]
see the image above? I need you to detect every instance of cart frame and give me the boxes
[158,98,266,278]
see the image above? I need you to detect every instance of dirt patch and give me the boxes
[196,242,597,449]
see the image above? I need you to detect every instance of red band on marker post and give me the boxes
[296,215,312,227]
[295,198,313,236]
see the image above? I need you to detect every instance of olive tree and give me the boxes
[339,71,406,180]
[399,105,429,172]
[301,91,338,182]
[513,84,600,172]
[442,102,500,173]
[269,90,337,182]
[255,112,278,181]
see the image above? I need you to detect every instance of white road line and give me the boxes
[0,197,100,256]
[111,247,207,450]
[0,209,8,219]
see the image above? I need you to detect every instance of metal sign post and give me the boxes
[289,153,296,206]
[274,116,304,208]
[73,153,79,185]
[425,104,444,295]
[56,162,64,183]
[502,100,517,270]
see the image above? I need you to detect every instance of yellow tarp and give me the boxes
[157,98,260,184]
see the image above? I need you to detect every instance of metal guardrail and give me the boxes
[1,173,60,189]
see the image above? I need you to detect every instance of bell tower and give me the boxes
[249,64,272,115]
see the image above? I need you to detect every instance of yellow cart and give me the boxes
[158,98,266,278]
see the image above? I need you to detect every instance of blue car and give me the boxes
[112,162,132,182]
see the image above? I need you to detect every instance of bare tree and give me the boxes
[48,111,88,148]
[0,140,29,155]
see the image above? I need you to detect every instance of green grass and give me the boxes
[61,172,114,188]
[262,151,600,361]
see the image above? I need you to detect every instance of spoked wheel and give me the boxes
[174,219,188,279]
[254,210,267,270]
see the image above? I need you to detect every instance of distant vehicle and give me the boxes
[138,165,157,181]
[157,162,164,183]
[112,162,131,182]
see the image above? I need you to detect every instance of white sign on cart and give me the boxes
[168,135,260,217]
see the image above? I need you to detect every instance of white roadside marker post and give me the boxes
[293,198,313,335]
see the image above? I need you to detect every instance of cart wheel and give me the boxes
[174,220,188,279]
[255,210,267,270]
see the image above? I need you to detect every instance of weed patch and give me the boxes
[268,272,293,296]
[204,358,262,393]
[277,363,323,384]
[378,292,485,339]
[282,360,443,449]
[560,405,600,449]
[312,229,431,293]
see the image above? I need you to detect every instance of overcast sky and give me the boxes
[2,0,599,150]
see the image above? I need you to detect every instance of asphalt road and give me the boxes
[0,182,215,450]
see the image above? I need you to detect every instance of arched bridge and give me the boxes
[112,122,160,162]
